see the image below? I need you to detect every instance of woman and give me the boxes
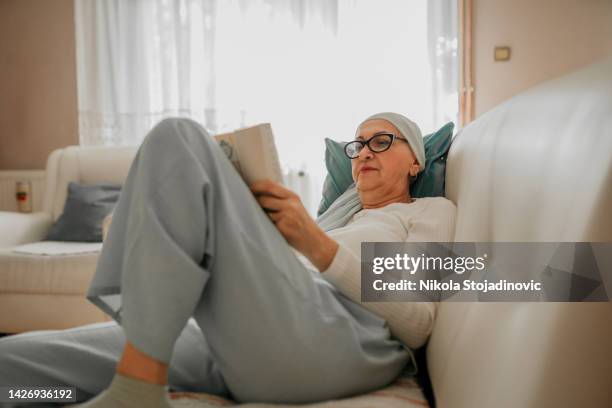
[0,113,455,407]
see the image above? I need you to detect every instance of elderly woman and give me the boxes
[0,113,455,407]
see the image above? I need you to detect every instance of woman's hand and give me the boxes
[249,180,338,272]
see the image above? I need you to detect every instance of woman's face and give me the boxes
[350,119,419,194]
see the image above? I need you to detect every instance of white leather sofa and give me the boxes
[430,56,612,408]
[0,145,137,333]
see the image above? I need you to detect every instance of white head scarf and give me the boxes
[356,112,426,169]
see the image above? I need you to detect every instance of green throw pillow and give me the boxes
[317,122,454,216]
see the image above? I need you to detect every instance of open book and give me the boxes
[213,123,283,185]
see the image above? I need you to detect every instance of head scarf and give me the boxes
[355,112,426,169]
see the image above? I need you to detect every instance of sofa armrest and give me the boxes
[0,211,54,246]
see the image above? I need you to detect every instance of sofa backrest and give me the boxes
[429,56,612,408]
[43,145,138,221]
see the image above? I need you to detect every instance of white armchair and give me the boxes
[0,145,137,333]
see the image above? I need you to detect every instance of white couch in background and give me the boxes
[0,145,137,333]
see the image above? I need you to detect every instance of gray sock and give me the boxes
[68,373,173,407]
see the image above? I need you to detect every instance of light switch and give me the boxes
[494,46,511,61]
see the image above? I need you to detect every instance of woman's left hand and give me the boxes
[249,180,338,272]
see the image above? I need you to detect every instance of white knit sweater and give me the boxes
[306,197,456,349]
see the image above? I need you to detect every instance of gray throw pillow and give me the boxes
[46,182,122,242]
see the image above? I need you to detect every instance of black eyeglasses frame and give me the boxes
[344,132,408,159]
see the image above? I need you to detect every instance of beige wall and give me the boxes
[0,0,78,170]
[473,0,612,117]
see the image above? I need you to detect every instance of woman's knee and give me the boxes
[142,117,213,155]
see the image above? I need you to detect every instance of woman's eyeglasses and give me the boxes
[344,133,407,159]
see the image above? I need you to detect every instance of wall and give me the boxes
[473,0,612,117]
[0,0,78,170]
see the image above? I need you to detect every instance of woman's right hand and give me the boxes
[249,180,339,272]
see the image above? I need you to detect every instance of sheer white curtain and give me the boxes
[76,0,216,146]
[75,0,458,214]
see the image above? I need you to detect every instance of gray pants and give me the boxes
[0,118,411,404]
[0,319,226,405]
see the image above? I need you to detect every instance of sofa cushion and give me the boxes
[169,376,428,407]
[0,245,100,295]
[46,182,121,242]
[12,241,103,256]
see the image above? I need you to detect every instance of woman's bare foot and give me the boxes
[116,341,169,384]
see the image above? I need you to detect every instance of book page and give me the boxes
[213,123,283,185]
